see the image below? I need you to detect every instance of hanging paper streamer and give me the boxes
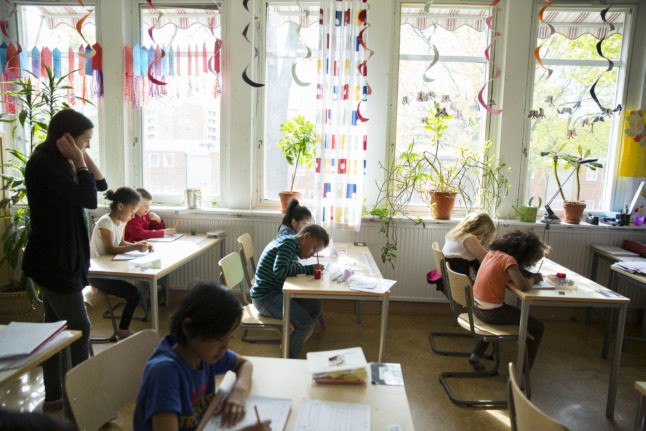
[145,0,167,86]
[76,11,96,58]
[92,43,104,98]
[420,1,439,83]
[356,6,373,122]
[291,1,313,87]
[588,7,620,115]
[242,0,264,87]
[477,3,503,115]
[534,0,554,80]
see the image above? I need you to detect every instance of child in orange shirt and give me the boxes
[471,230,550,370]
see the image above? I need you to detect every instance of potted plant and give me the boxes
[513,196,542,223]
[0,66,88,321]
[540,143,602,224]
[277,115,317,213]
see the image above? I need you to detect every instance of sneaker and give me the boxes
[469,353,485,371]
[117,328,134,339]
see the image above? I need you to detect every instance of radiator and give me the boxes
[90,211,646,305]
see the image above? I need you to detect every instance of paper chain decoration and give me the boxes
[242,0,263,87]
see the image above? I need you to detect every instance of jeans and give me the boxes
[253,292,321,358]
[89,278,139,329]
[40,286,91,402]
[472,304,544,369]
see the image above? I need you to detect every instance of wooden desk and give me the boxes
[89,235,225,331]
[282,244,390,361]
[0,326,81,387]
[635,381,646,431]
[507,258,630,418]
[207,356,415,431]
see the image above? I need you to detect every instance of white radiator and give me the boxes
[90,210,646,304]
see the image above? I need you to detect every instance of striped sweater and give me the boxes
[250,235,314,300]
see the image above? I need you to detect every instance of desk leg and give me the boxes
[378,296,389,362]
[282,294,290,359]
[151,279,159,332]
[607,303,627,418]
[515,299,530,382]
[602,270,618,359]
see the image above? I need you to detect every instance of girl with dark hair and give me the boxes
[134,282,270,431]
[471,230,550,369]
[89,187,151,338]
[278,199,312,236]
[22,109,107,411]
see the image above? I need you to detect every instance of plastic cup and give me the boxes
[314,269,322,279]
[634,215,645,226]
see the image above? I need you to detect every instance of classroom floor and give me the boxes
[1,293,645,431]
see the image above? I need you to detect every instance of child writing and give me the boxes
[278,199,312,236]
[442,211,496,370]
[133,281,270,431]
[89,187,150,338]
[125,188,176,242]
[251,224,329,358]
[471,230,550,370]
[442,211,496,278]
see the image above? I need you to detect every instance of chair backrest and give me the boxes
[431,241,445,276]
[508,362,569,431]
[219,251,246,290]
[65,329,159,431]
[237,233,255,268]
[445,264,473,309]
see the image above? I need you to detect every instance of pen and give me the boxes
[316,254,320,265]
[254,405,261,424]
[537,259,543,273]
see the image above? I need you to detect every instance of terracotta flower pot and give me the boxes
[278,191,301,213]
[429,191,457,220]
[562,201,586,224]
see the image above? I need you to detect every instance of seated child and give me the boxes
[133,281,270,431]
[471,230,550,370]
[89,187,151,338]
[278,199,312,236]
[251,224,329,358]
[442,211,496,279]
[125,188,176,242]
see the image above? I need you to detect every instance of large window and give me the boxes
[525,7,629,211]
[139,5,221,206]
[17,4,99,163]
[262,3,319,202]
[396,4,492,207]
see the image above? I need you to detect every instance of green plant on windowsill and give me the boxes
[1,66,90,292]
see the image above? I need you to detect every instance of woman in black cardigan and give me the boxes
[22,109,107,410]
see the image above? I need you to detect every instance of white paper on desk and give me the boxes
[293,399,370,431]
[112,250,149,261]
[147,233,184,242]
[347,275,396,293]
[612,259,646,274]
[202,394,291,431]
[0,321,67,359]
[532,281,555,289]
[0,330,74,370]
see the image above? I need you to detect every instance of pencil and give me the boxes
[316,254,320,265]
[174,220,179,229]
[254,405,261,423]
[537,259,544,272]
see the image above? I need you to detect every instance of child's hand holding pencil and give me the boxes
[248,406,271,431]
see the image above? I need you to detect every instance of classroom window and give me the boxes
[396,4,492,208]
[525,7,630,211]
[139,4,221,206]
[262,2,320,203]
[16,4,100,164]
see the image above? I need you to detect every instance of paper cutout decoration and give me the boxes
[619,110,646,177]
[477,7,503,115]
[242,0,263,87]
[534,0,554,80]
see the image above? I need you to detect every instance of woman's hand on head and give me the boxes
[56,133,84,163]
[220,387,247,427]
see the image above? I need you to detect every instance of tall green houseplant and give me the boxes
[1,66,89,280]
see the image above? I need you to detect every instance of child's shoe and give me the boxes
[117,328,134,339]
[469,353,485,371]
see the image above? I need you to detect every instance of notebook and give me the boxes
[112,250,150,261]
[0,321,67,359]
[147,233,184,242]
[201,394,291,431]
[293,399,370,431]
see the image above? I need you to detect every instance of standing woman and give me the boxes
[22,109,107,410]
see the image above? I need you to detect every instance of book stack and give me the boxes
[306,347,368,384]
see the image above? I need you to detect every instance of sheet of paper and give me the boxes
[532,280,555,289]
[0,331,74,370]
[202,394,291,431]
[370,362,404,386]
[612,259,646,274]
[347,275,396,293]
[112,250,149,261]
[293,399,370,431]
[148,233,184,242]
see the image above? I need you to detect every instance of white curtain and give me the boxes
[314,0,370,231]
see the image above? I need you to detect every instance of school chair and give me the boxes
[237,233,256,305]
[439,265,530,408]
[428,242,473,357]
[83,287,119,350]
[508,362,568,431]
[65,329,159,431]
[219,251,283,344]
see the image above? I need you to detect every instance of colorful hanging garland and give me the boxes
[534,0,554,80]
[356,3,373,123]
